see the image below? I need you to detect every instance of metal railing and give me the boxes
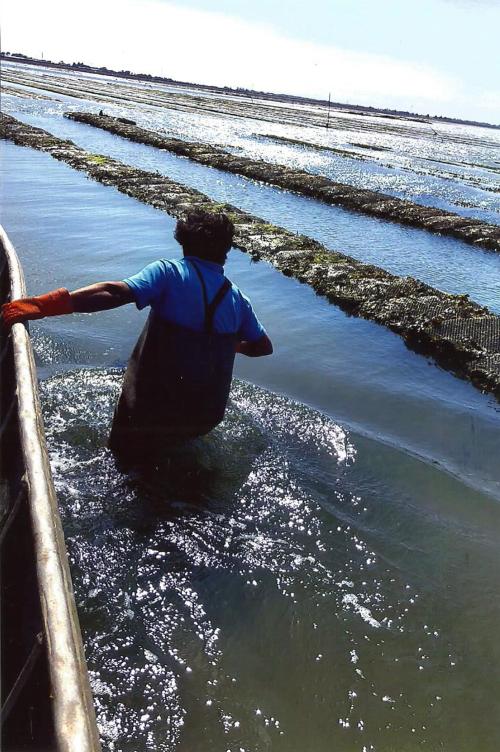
[0,226,101,751]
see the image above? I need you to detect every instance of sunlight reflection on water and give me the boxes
[40,369,470,752]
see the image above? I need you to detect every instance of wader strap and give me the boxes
[189,258,209,320]
[189,259,232,334]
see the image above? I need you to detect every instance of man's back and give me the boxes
[110,239,270,460]
[124,256,265,342]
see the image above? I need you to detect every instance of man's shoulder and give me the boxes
[230,283,251,307]
[149,257,186,278]
[159,257,181,269]
[167,257,195,275]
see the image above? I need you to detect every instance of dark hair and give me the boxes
[174,210,234,264]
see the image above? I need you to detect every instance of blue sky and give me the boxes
[3,0,499,122]
[172,0,498,108]
[175,0,497,83]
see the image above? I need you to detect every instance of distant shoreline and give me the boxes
[2,51,499,130]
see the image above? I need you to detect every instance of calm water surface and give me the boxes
[2,126,500,750]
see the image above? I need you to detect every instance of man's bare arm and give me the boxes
[236,333,273,357]
[1,281,134,327]
[70,281,134,312]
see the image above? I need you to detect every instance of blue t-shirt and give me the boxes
[124,256,266,342]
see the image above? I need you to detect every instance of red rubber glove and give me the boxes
[1,288,74,327]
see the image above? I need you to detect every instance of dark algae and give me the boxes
[1,113,499,400]
[66,112,500,252]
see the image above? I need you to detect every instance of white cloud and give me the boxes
[2,0,462,113]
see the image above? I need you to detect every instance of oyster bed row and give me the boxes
[67,112,500,252]
[2,112,499,400]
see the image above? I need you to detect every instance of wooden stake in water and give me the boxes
[326,92,331,129]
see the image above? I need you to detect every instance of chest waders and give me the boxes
[109,260,236,462]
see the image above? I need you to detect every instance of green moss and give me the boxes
[87,154,109,165]
[197,202,232,215]
[256,222,283,235]
[311,250,333,265]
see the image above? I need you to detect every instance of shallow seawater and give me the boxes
[39,369,500,751]
[2,85,500,752]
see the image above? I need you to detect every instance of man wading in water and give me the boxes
[2,211,273,464]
